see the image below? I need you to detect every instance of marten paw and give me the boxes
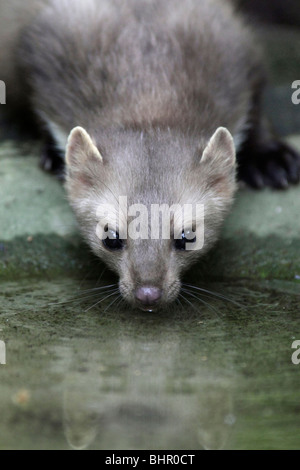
[237,141,300,189]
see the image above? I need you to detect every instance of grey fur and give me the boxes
[0,0,265,308]
[17,0,262,142]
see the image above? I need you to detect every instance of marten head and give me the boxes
[65,126,236,311]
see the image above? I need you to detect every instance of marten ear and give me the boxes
[201,127,236,170]
[66,126,103,166]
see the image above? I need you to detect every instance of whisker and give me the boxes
[181,288,220,317]
[49,285,118,306]
[178,293,201,314]
[182,288,223,303]
[113,296,123,310]
[182,283,242,307]
[78,261,102,289]
[69,289,120,304]
[95,267,108,285]
[74,284,118,295]
[103,294,122,314]
[114,296,125,311]
[85,289,120,312]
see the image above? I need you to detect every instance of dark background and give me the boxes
[238,0,300,28]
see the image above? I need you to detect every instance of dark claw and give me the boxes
[280,152,297,184]
[265,161,289,189]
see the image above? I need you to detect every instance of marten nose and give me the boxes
[135,286,162,309]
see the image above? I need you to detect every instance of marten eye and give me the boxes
[103,229,124,251]
[174,230,197,251]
